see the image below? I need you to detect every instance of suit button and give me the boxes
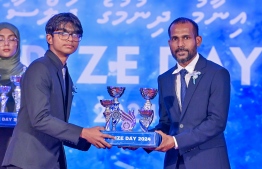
[179,124,184,128]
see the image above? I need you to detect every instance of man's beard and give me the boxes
[172,47,196,64]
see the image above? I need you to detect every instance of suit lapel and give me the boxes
[170,72,180,117]
[46,50,68,122]
[58,71,66,100]
[163,66,181,122]
[173,73,182,121]
[169,66,179,106]
[65,73,73,121]
[180,55,207,119]
[57,70,67,121]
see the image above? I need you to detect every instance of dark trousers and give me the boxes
[176,155,186,169]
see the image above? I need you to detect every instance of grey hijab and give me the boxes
[0,22,25,83]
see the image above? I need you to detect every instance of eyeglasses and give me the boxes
[52,32,82,42]
[0,38,19,46]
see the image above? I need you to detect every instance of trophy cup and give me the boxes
[139,88,158,132]
[107,86,125,131]
[10,75,22,113]
[100,99,114,131]
[0,86,11,112]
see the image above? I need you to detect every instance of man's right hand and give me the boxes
[80,126,114,149]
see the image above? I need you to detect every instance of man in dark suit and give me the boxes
[153,17,231,169]
[2,13,114,169]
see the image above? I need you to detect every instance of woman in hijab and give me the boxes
[0,22,26,169]
[0,22,26,112]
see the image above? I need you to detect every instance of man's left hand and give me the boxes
[154,130,175,152]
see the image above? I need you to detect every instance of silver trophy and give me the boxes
[107,86,125,131]
[0,86,11,112]
[10,75,22,113]
[100,99,114,131]
[139,88,158,132]
[120,109,136,131]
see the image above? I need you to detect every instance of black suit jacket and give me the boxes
[2,50,91,169]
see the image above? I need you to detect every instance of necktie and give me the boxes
[180,69,188,105]
[62,67,66,94]
[62,66,68,121]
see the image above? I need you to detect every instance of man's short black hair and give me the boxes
[45,12,83,35]
[168,17,199,38]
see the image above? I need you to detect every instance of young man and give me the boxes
[2,13,114,169]
[152,17,231,169]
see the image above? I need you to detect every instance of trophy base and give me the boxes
[0,112,17,127]
[102,131,162,148]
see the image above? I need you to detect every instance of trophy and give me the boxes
[139,88,158,132]
[0,86,11,112]
[107,86,125,131]
[102,87,162,148]
[10,75,22,113]
[100,99,114,131]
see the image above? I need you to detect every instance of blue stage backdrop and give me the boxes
[1,0,261,169]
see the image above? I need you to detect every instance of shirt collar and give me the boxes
[172,53,199,74]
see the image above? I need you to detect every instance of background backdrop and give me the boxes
[1,0,261,169]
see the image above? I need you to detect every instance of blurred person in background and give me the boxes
[0,22,26,169]
[0,22,26,112]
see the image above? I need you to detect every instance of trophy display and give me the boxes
[101,86,162,148]
[0,86,11,112]
[10,75,22,113]
[0,75,19,127]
